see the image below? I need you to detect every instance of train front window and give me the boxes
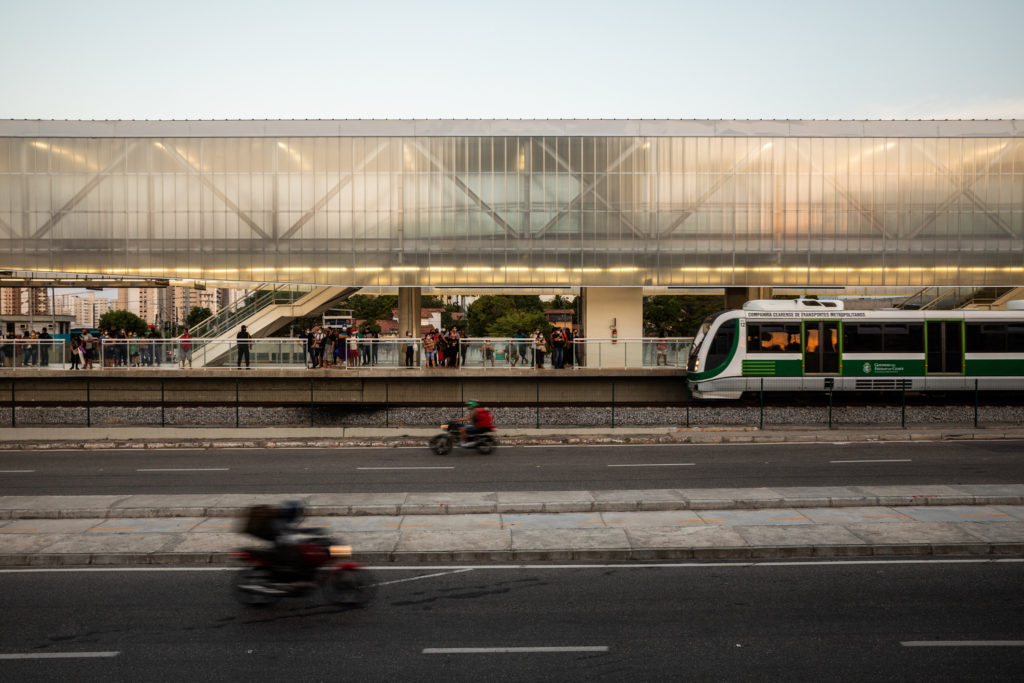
[687,311,728,371]
[705,320,737,370]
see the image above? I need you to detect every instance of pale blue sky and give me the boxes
[2,0,1022,120]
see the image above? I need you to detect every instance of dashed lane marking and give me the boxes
[423,646,609,654]
[0,652,121,660]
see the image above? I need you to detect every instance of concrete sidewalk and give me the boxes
[1,424,1023,449]
[3,486,1023,566]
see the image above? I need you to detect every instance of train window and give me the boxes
[844,324,883,353]
[1008,324,1024,352]
[967,323,1007,353]
[747,323,801,353]
[706,320,737,370]
[882,323,924,353]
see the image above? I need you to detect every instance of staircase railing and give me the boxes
[190,284,314,338]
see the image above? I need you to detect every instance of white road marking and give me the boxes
[830,459,912,463]
[423,646,608,654]
[136,468,229,472]
[0,651,120,659]
[607,463,695,467]
[0,469,34,473]
[374,568,475,587]
[356,466,455,470]
[901,641,1024,647]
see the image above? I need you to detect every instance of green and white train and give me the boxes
[686,299,1024,399]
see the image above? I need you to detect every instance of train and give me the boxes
[686,299,1024,399]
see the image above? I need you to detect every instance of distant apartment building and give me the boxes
[53,292,113,328]
[1,287,50,316]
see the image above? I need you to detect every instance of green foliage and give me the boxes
[185,306,213,329]
[507,295,544,313]
[346,294,397,321]
[643,295,725,337]
[98,309,148,336]
[548,294,574,310]
[487,311,550,338]
[466,295,516,336]
[421,295,446,308]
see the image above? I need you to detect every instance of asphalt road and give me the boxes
[1,561,1022,682]
[1,440,1023,495]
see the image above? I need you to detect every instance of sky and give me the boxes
[1,0,1023,121]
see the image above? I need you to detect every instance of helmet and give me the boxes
[466,400,478,409]
[281,500,305,523]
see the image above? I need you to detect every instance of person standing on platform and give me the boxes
[237,324,252,369]
[179,328,193,368]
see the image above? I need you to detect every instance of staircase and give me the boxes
[190,285,360,367]
[895,287,1016,310]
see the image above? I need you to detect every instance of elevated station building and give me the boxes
[0,119,1022,339]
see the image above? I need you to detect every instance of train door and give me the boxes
[926,320,963,374]
[803,320,840,375]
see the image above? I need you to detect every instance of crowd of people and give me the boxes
[0,328,55,367]
[303,324,384,369]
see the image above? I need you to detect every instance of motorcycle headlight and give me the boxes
[329,545,353,557]
[441,424,448,430]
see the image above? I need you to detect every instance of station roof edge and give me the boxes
[1,119,1022,138]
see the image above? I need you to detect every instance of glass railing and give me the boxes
[0,337,692,371]
[96,338,308,369]
[0,339,66,369]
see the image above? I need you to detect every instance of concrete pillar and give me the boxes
[580,287,643,368]
[397,287,421,339]
[725,287,772,310]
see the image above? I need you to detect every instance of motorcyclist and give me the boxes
[458,400,493,448]
[270,500,309,581]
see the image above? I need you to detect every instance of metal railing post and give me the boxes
[10,380,14,428]
[536,382,540,429]
[86,379,91,427]
[309,378,314,427]
[161,378,165,427]
[235,377,240,428]
[385,382,389,428]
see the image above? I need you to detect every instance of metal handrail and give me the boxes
[190,284,314,338]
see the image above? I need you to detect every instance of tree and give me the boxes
[98,310,147,336]
[466,295,516,336]
[549,294,574,310]
[643,295,725,337]
[488,311,550,338]
[185,306,213,329]
[508,295,544,313]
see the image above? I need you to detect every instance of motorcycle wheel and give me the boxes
[233,566,283,607]
[323,567,376,607]
[476,434,495,455]
[429,433,453,455]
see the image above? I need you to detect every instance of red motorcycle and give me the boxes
[233,506,374,607]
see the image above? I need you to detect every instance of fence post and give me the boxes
[385,382,389,428]
[86,379,91,427]
[161,378,165,427]
[536,382,540,429]
[611,380,615,429]
[901,387,906,429]
[974,378,979,429]
[235,377,240,428]
[828,386,833,429]
[309,378,314,427]
[759,377,764,430]
[10,379,14,428]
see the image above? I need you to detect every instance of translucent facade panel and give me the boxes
[0,133,1022,287]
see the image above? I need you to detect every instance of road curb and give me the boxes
[5,494,1024,520]
[2,542,1023,567]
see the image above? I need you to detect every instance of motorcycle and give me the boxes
[429,419,496,455]
[232,530,375,607]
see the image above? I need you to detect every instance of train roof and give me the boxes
[742,299,844,311]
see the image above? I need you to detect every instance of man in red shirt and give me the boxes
[179,327,193,368]
[458,400,493,447]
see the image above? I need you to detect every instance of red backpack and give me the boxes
[473,407,494,428]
